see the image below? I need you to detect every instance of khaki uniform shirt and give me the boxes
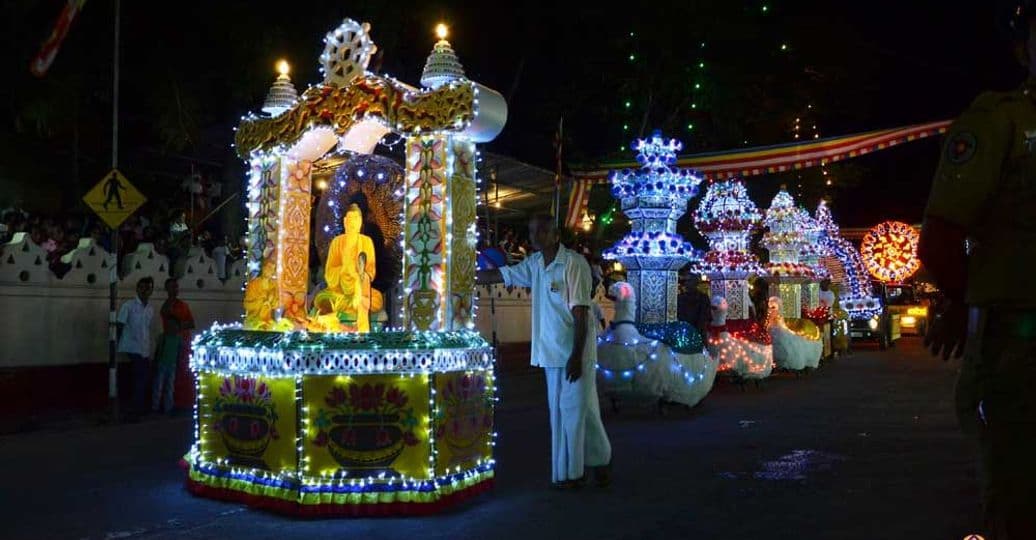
[925,79,1036,308]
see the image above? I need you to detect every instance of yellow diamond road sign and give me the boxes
[83,169,146,229]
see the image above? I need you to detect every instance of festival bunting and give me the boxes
[565,120,951,230]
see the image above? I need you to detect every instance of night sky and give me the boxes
[2,0,1027,227]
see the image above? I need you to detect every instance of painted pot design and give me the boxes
[327,414,405,469]
[219,403,273,458]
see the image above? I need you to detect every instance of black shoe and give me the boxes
[550,477,586,490]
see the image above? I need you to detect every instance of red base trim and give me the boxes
[184,477,494,517]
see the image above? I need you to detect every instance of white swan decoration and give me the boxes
[597,282,716,409]
[767,296,823,371]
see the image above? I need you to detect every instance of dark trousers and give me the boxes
[958,309,1036,539]
[127,353,151,413]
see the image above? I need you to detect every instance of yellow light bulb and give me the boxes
[435,23,449,40]
[276,59,290,76]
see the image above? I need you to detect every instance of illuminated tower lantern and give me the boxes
[603,131,703,324]
[692,180,764,320]
[761,187,816,319]
[798,209,829,312]
[186,19,508,517]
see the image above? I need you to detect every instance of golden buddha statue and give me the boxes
[316,203,382,332]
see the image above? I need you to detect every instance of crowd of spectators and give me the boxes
[0,202,242,280]
[478,223,608,295]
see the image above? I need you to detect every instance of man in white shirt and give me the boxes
[118,277,156,416]
[478,214,611,488]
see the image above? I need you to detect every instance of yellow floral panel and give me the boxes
[434,371,494,476]
[304,375,431,480]
[198,373,297,474]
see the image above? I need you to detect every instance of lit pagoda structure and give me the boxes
[692,179,764,320]
[761,187,816,319]
[691,179,773,380]
[602,131,702,324]
[420,24,466,89]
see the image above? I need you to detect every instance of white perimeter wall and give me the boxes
[0,235,614,368]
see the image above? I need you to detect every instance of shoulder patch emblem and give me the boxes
[946,132,977,164]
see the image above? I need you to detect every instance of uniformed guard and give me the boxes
[919,3,1036,538]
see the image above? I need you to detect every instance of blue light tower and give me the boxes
[603,131,703,324]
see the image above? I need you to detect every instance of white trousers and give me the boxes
[544,366,612,482]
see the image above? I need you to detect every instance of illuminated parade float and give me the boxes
[760,188,822,371]
[814,200,882,321]
[597,132,717,410]
[692,180,773,381]
[184,19,507,515]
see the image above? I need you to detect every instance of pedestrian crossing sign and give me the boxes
[83,169,146,229]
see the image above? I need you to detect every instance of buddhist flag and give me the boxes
[551,117,563,223]
[30,0,88,78]
[564,178,591,230]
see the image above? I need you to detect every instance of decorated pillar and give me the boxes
[603,131,702,324]
[401,136,477,332]
[276,158,313,320]
[761,187,814,319]
[403,137,449,331]
[446,138,478,330]
[242,155,314,328]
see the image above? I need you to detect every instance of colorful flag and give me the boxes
[564,178,592,230]
[551,117,563,222]
[30,0,88,78]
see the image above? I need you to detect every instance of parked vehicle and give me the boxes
[885,283,931,336]
[849,281,902,349]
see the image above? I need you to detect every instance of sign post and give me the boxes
[83,167,145,422]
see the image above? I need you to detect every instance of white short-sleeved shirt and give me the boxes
[818,290,836,308]
[117,297,155,357]
[500,244,595,368]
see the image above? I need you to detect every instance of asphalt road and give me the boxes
[0,338,982,540]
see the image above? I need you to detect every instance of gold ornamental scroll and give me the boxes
[277,159,313,323]
[447,138,477,330]
[234,77,476,160]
